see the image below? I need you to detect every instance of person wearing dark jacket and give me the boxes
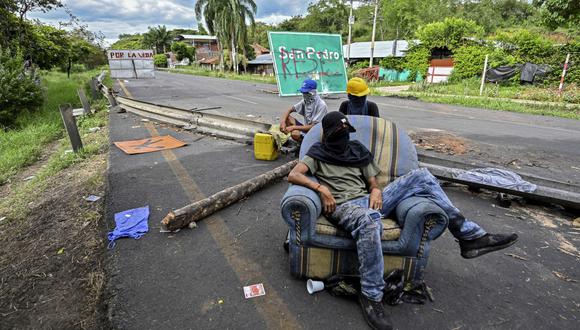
[288,111,518,330]
[339,77,379,117]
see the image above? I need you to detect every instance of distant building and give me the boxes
[174,34,220,60]
[345,40,454,83]
[250,43,270,56]
[343,40,410,61]
[247,54,273,75]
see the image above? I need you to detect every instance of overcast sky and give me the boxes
[30,0,313,45]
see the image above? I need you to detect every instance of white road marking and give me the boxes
[225,95,258,105]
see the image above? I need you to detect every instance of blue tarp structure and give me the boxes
[379,68,422,82]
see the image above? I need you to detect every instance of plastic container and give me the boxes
[254,133,278,161]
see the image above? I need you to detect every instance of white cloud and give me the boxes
[28,0,316,44]
[257,14,292,25]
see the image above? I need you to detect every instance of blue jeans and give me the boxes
[329,168,487,302]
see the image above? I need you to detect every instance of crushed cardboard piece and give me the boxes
[114,135,187,154]
[244,283,266,299]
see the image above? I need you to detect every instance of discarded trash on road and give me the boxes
[108,206,150,248]
[85,195,101,202]
[455,167,537,192]
[114,135,187,155]
[306,279,324,294]
[244,283,266,299]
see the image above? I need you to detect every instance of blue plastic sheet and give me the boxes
[108,206,150,249]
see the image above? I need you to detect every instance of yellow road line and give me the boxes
[145,122,300,329]
[117,79,133,98]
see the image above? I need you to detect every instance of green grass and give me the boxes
[163,66,277,84]
[0,107,109,219]
[0,70,105,184]
[415,94,580,119]
[409,78,580,104]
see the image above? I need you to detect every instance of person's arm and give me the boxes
[280,107,295,132]
[288,162,337,214]
[368,101,379,118]
[367,176,382,210]
[338,101,348,115]
[289,123,315,132]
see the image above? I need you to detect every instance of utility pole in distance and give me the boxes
[347,0,354,63]
[369,0,379,67]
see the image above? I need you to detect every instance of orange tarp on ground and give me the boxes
[114,135,187,155]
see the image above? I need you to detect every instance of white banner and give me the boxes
[107,50,155,79]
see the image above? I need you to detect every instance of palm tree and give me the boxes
[143,25,172,54]
[195,0,256,73]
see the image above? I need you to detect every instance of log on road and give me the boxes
[162,159,299,231]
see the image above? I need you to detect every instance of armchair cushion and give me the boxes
[315,216,401,241]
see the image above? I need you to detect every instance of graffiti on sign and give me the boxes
[107,50,155,79]
[268,32,347,96]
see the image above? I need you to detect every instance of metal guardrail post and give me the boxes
[59,104,83,152]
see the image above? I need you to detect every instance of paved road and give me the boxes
[118,72,580,184]
[105,73,580,329]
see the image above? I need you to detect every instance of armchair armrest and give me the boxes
[394,197,449,256]
[280,180,322,243]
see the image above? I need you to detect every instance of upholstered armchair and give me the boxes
[280,115,449,284]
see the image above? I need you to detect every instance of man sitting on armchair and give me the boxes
[287,111,518,330]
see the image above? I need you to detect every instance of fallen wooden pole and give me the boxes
[162,159,299,231]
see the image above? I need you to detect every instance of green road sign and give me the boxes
[268,31,347,96]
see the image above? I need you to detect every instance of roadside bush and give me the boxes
[450,45,488,80]
[153,54,167,67]
[379,57,405,71]
[351,60,369,69]
[403,45,430,81]
[416,17,485,51]
[0,53,43,128]
[171,42,195,61]
[493,29,552,63]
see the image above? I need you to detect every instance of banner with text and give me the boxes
[268,32,347,96]
[107,50,155,79]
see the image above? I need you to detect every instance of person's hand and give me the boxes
[284,125,296,134]
[280,122,287,133]
[369,187,382,211]
[318,185,336,215]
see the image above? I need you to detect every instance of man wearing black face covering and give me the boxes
[339,77,379,117]
[288,112,518,330]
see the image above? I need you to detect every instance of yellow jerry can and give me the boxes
[254,132,278,161]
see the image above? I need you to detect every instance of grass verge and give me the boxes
[161,66,277,85]
[409,78,580,104]
[0,101,110,328]
[0,70,107,184]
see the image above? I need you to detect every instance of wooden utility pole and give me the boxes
[479,54,489,96]
[369,0,379,67]
[347,0,354,62]
[162,159,299,231]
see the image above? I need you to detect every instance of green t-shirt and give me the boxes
[302,155,381,204]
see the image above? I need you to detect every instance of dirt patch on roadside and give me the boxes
[409,130,470,155]
[0,153,109,329]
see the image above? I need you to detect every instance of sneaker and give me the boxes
[460,233,518,259]
[359,294,393,330]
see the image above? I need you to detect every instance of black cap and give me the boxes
[322,111,356,136]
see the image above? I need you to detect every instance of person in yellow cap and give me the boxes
[339,77,379,117]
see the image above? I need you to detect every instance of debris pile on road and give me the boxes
[410,131,469,155]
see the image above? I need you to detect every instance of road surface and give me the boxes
[105,72,579,329]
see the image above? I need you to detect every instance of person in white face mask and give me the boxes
[280,79,328,142]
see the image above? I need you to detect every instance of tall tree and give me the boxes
[533,0,580,30]
[195,0,256,73]
[143,25,172,53]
